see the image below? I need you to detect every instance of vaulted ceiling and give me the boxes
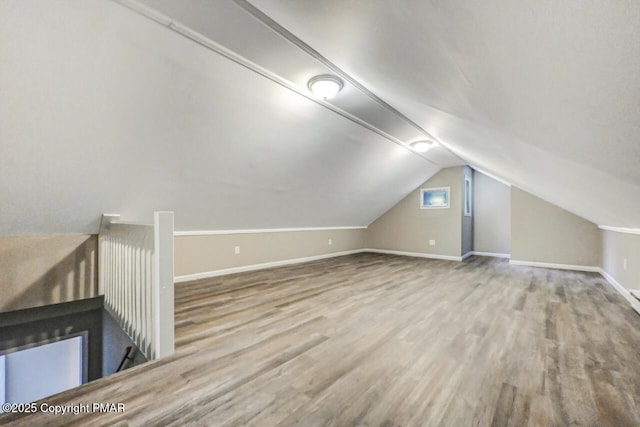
[1,0,638,235]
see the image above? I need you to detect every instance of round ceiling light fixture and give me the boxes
[308,75,344,100]
[410,140,434,153]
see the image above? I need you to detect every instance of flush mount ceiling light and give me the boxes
[308,75,344,100]
[410,140,434,153]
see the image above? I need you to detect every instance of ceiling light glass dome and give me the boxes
[308,75,344,100]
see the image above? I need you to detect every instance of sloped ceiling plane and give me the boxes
[0,0,638,235]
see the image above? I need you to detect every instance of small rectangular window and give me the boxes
[464,175,472,216]
[420,187,450,209]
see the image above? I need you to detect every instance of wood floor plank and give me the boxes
[3,253,640,426]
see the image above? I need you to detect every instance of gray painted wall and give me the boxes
[102,310,147,377]
[366,167,464,257]
[473,171,511,255]
[602,230,640,291]
[511,187,601,267]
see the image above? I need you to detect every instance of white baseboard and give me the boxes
[507,260,640,315]
[368,249,511,262]
[174,249,365,283]
[364,248,463,262]
[509,259,600,272]
[175,248,470,283]
[175,248,640,318]
[471,251,511,259]
[599,269,640,315]
[176,249,513,282]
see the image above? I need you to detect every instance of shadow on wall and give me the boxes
[0,297,104,382]
[102,309,147,376]
[0,235,98,313]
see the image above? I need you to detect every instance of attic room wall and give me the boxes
[0,235,98,312]
[366,167,463,258]
[472,171,511,256]
[511,188,601,268]
[602,230,640,292]
[174,228,366,279]
[0,1,441,236]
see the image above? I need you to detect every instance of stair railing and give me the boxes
[98,212,174,360]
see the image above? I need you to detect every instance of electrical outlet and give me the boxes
[234,246,240,255]
[429,240,436,246]
[624,258,627,270]
[328,238,332,245]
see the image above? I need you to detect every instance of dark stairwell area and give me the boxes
[0,235,146,407]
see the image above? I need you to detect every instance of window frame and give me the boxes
[464,175,472,216]
[420,187,450,209]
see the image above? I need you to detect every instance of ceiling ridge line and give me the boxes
[232,0,438,142]
[111,0,439,167]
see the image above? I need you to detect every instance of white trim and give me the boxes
[153,211,175,358]
[174,249,365,282]
[598,225,640,235]
[174,226,367,236]
[99,213,121,233]
[175,249,468,282]
[509,259,600,272]
[365,248,462,262]
[599,269,640,315]
[469,166,512,187]
[461,251,474,260]
[629,289,640,301]
[471,251,511,259]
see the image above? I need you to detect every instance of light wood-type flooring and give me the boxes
[3,253,640,426]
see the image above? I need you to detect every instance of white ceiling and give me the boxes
[246,0,640,227]
[1,0,638,235]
